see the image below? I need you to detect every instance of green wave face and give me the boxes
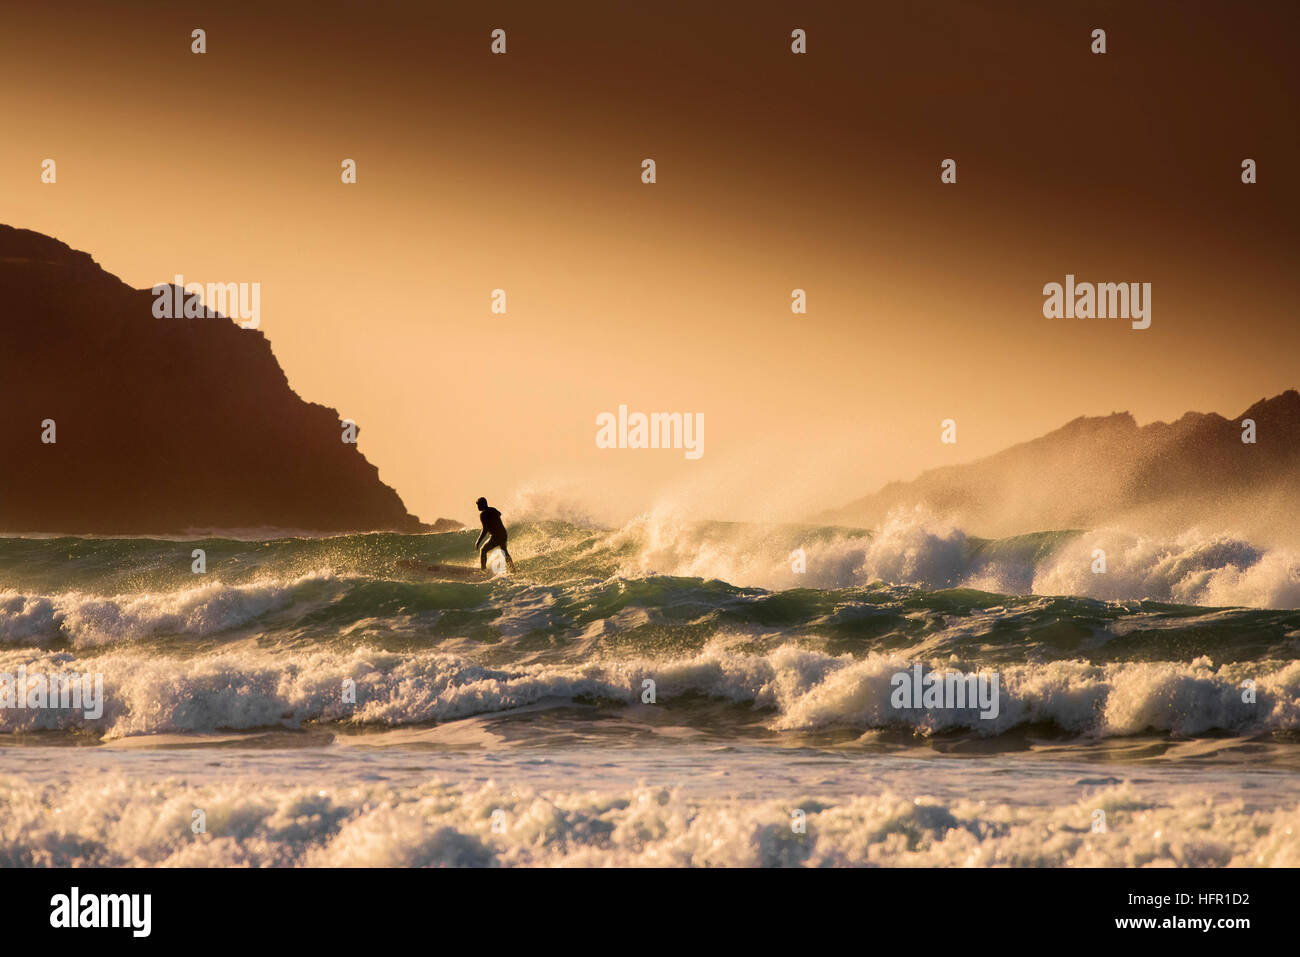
[0,521,1295,667]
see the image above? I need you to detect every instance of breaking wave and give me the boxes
[0,514,1295,742]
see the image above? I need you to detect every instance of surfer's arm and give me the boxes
[474,526,488,549]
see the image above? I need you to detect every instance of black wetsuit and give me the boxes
[476,507,515,571]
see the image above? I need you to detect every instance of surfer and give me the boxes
[474,497,516,573]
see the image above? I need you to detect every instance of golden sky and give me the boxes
[3,0,1297,524]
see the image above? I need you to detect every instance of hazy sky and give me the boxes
[3,0,1297,525]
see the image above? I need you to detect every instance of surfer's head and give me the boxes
[475,497,488,510]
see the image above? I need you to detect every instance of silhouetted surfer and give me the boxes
[474,497,516,573]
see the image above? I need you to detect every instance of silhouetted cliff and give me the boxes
[0,225,455,535]
[821,392,1300,540]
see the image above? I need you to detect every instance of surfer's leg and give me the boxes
[501,544,516,572]
[482,536,509,572]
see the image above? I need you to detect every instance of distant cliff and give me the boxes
[819,391,1300,541]
[0,225,457,535]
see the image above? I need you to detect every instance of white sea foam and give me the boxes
[0,641,1294,739]
[0,577,316,647]
[608,509,1300,608]
[0,766,1296,867]
[1032,528,1300,608]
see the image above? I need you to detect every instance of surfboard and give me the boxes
[396,559,493,581]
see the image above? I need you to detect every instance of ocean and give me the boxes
[1,515,1298,866]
